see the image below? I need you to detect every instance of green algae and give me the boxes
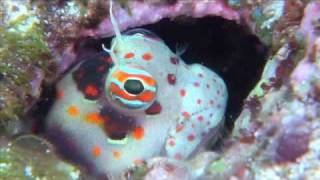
[0,1,51,128]
[0,136,80,180]
[251,1,285,47]
[251,7,273,47]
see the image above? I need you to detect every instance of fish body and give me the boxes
[46,1,227,178]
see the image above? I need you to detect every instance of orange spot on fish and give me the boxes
[181,111,190,119]
[176,124,184,132]
[142,53,153,61]
[132,126,144,140]
[86,112,104,125]
[91,146,101,157]
[112,150,121,160]
[67,105,79,117]
[124,52,135,59]
[133,159,144,166]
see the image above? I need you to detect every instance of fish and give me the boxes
[45,0,228,178]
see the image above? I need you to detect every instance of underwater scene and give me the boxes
[0,0,320,179]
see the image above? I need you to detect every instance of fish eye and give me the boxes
[124,79,144,95]
[106,65,157,110]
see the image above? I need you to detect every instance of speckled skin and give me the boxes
[46,11,227,179]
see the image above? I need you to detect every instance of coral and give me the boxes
[204,1,320,179]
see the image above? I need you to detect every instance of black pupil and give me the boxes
[124,79,144,95]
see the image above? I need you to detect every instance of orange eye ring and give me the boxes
[106,65,157,110]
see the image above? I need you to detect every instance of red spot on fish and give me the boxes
[102,56,113,64]
[145,101,162,115]
[197,99,202,104]
[174,153,182,160]
[142,53,153,61]
[56,89,64,99]
[168,139,175,147]
[170,57,179,65]
[197,115,204,122]
[85,84,98,97]
[124,52,135,59]
[179,89,186,97]
[96,65,106,72]
[193,82,200,87]
[167,74,176,85]
[209,99,214,105]
[187,134,194,141]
